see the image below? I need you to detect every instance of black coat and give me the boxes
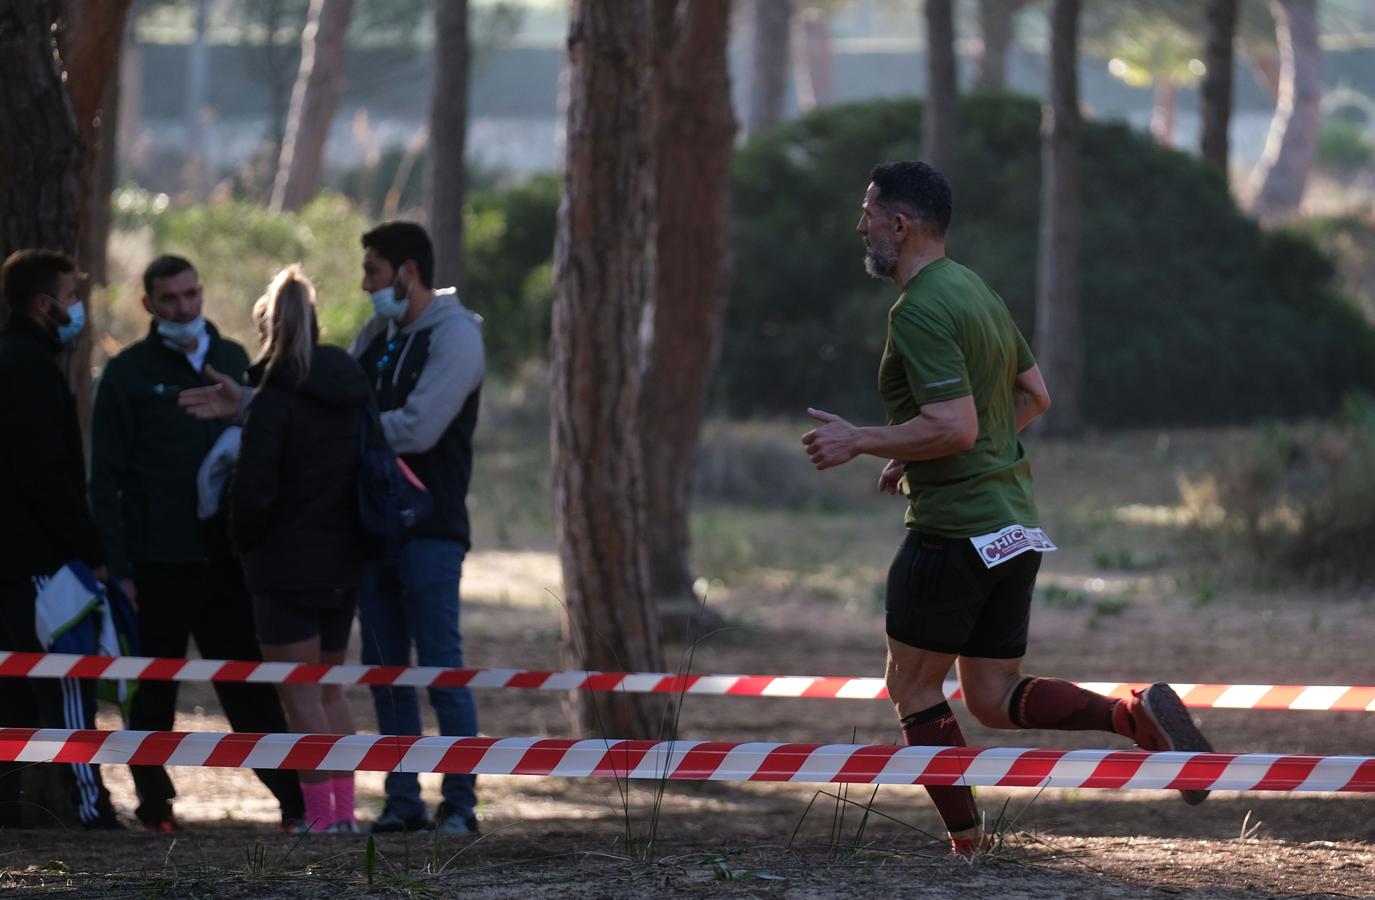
[0,318,104,583]
[230,344,370,594]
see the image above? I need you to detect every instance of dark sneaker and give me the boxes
[1118,683,1213,806]
[85,812,126,831]
[434,801,478,836]
[279,817,309,834]
[371,807,431,833]
[140,815,178,834]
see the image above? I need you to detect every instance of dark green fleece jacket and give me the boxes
[89,321,249,578]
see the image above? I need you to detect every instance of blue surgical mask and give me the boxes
[56,301,85,344]
[157,315,207,345]
[370,285,410,321]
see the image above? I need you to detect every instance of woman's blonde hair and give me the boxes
[253,264,319,381]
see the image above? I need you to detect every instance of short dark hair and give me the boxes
[361,221,434,289]
[143,255,197,299]
[869,161,953,238]
[2,249,75,321]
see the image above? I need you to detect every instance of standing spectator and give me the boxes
[89,255,305,832]
[231,266,370,834]
[0,249,120,829]
[180,223,486,834]
[351,222,485,834]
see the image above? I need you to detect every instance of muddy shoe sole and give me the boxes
[1142,682,1213,806]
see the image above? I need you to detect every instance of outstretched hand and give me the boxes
[178,364,243,420]
[801,407,862,471]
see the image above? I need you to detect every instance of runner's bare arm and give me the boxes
[1013,365,1051,432]
[802,395,976,470]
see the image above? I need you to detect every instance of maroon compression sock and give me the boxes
[1007,676,1119,732]
[900,701,979,834]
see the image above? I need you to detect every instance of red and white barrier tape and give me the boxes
[3,728,1372,793]
[2,651,1373,712]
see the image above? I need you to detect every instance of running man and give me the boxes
[801,161,1212,856]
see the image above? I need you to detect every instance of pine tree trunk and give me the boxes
[922,0,959,175]
[427,0,469,289]
[642,0,736,636]
[794,7,833,112]
[746,0,792,135]
[53,0,133,431]
[975,0,1024,91]
[1200,0,1238,174]
[270,0,355,213]
[0,0,82,260]
[1247,0,1322,219]
[1033,0,1082,436]
[552,0,668,740]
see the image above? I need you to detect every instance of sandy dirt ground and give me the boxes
[2,430,1373,897]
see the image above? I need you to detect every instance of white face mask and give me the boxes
[369,285,411,321]
[157,315,207,345]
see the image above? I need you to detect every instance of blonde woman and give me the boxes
[230,266,370,833]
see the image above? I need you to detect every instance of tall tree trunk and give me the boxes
[270,0,355,213]
[642,0,736,635]
[185,0,211,199]
[0,0,82,261]
[975,0,1024,91]
[746,0,792,135]
[1247,0,1322,219]
[552,0,668,740]
[922,0,959,175]
[794,6,833,112]
[1033,0,1082,436]
[1200,0,1238,174]
[427,0,469,289]
[53,0,133,430]
[1150,78,1178,146]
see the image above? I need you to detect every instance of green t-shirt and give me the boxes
[877,257,1040,537]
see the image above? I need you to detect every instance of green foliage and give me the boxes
[1203,393,1375,584]
[721,95,1375,426]
[1317,119,1375,174]
[462,173,561,375]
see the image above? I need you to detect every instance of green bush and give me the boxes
[720,95,1375,426]
[1317,119,1375,174]
[1201,393,1375,584]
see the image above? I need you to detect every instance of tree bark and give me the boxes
[922,0,959,176]
[53,0,133,430]
[552,0,668,740]
[794,6,833,112]
[427,0,469,289]
[1033,0,1082,436]
[1247,0,1322,219]
[642,0,736,635]
[1200,0,1238,174]
[270,0,355,213]
[975,0,1025,91]
[746,0,792,136]
[185,0,211,199]
[0,0,82,261]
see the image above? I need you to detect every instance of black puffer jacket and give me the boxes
[231,343,370,594]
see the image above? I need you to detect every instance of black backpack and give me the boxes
[358,404,432,564]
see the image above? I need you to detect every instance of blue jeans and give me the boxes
[358,538,478,821]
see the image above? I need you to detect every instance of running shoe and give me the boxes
[434,801,478,835]
[1118,682,1214,806]
[370,807,432,833]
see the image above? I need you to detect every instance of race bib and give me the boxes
[970,525,1057,569]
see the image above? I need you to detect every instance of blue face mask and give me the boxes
[56,301,85,344]
[157,315,207,345]
[370,285,410,321]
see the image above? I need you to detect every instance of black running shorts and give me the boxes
[252,588,357,652]
[884,530,1041,659]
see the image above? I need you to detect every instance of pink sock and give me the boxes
[331,776,356,826]
[301,780,334,832]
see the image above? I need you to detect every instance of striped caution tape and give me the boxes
[3,728,1373,793]
[2,651,1373,712]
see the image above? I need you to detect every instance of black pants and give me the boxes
[127,559,304,824]
[0,578,117,827]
